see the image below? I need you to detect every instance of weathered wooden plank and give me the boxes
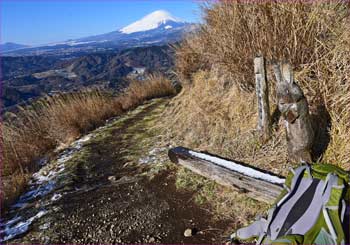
[168,147,285,204]
[254,56,271,142]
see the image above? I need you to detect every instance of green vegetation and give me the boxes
[175,167,268,226]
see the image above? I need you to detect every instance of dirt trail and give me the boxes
[4,99,231,244]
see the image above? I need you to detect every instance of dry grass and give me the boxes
[177,1,348,91]
[296,21,350,169]
[160,1,350,229]
[121,73,177,109]
[162,70,290,175]
[164,1,350,170]
[322,113,350,170]
[3,91,122,177]
[172,35,210,83]
[2,74,175,209]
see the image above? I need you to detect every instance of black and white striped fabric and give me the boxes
[234,165,347,245]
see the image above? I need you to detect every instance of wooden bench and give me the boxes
[168,146,285,204]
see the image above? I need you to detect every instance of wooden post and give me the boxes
[254,56,271,142]
[273,62,314,163]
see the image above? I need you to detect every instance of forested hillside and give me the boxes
[2,45,174,109]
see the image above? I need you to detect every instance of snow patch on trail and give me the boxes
[0,210,47,242]
[51,193,62,202]
[139,147,167,164]
[0,113,149,242]
[0,134,93,242]
[189,150,285,185]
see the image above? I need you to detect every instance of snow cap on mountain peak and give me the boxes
[120,10,183,34]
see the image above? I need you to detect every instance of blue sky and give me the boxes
[1,0,202,45]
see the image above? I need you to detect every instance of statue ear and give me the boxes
[281,62,294,84]
[272,63,283,84]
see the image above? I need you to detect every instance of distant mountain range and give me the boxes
[0,42,29,53]
[3,10,197,56]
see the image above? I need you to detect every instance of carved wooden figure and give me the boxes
[273,62,314,163]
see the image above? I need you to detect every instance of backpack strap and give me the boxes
[276,166,309,207]
[267,166,315,240]
[233,219,267,241]
[232,165,348,244]
[233,165,309,243]
[321,173,346,244]
[340,199,346,223]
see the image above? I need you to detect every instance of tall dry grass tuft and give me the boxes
[121,73,176,109]
[172,35,210,83]
[3,90,122,176]
[162,70,289,175]
[307,25,350,169]
[177,1,348,90]
[2,75,175,209]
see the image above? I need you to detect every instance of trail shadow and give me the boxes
[311,104,331,161]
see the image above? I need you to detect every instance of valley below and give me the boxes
[1,45,174,111]
[1,99,231,244]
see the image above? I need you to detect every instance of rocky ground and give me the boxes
[2,98,231,244]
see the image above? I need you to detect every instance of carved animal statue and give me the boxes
[273,63,314,163]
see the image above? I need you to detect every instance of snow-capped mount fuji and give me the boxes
[4,10,196,56]
[75,9,194,44]
[120,10,185,34]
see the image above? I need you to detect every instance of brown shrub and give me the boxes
[173,35,210,82]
